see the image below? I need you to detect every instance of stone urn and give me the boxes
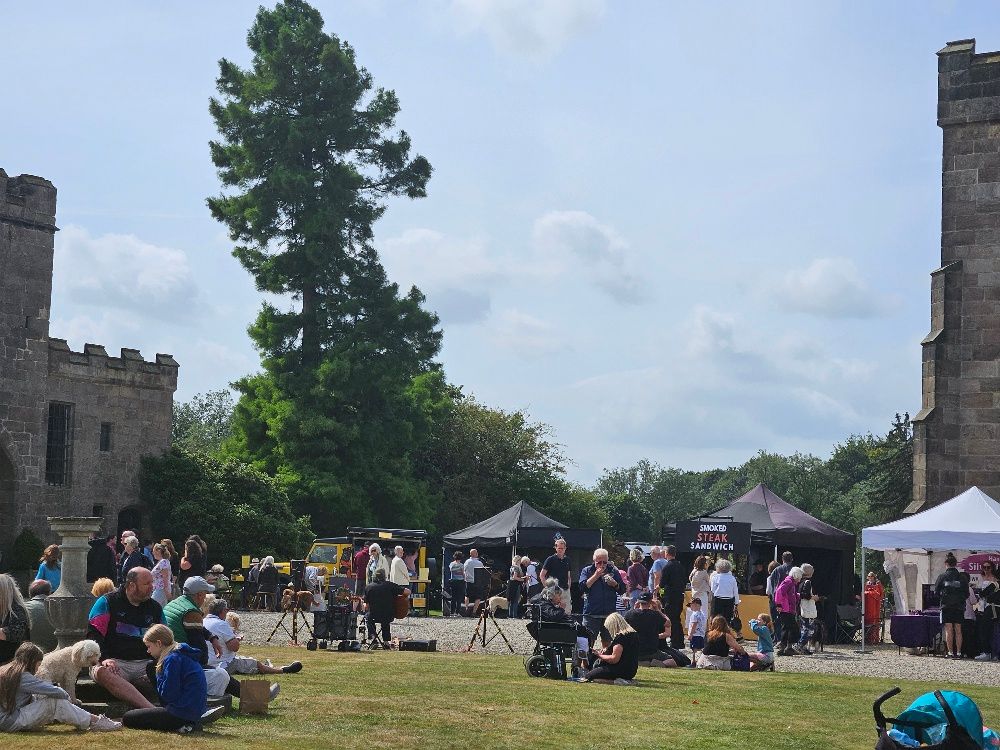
[46,517,102,649]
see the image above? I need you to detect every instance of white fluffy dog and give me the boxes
[38,639,101,704]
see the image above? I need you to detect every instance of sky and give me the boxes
[2,2,999,485]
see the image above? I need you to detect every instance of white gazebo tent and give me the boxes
[860,486,1000,651]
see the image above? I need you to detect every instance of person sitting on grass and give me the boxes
[748,613,775,670]
[579,613,640,684]
[623,592,690,668]
[696,616,746,670]
[0,642,121,733]
[122,625,225,733]
[204,598,301,676]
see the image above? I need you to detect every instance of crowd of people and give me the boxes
[0,531,304,734]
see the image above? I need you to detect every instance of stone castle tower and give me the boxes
[911,40,1000,511]
[0,170,177,553]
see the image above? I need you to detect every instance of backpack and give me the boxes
[937,568,968,608]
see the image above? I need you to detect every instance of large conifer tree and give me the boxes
[208,0,444,531]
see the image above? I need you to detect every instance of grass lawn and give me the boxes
[7,648,1000,749]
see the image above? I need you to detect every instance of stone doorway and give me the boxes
[116,506,143,541]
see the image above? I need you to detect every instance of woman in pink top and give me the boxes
[773,567,804,656]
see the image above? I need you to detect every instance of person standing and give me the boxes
[935,552,969,659]
[34,546,61,593]
[710,559,740,623]
[626,549,648,607]
[87,534,117,583]
[507,556,525,619]
[119,538,150,585]
[579,548,623,640]
[768,551,794,642]
[540,538,572,614]
[647,546,666,599]
[689,556,711,615]
[749,561,768,596]
[352,545,369,595]
[774,567,804,656]
[463,549,486,612]
[448,552,466,617]
[150,544,172,608]
[974,562,999,661]
[523,556,541,601]
[660,546,686,650]
[177,539,205,591]
[389,546,410,587]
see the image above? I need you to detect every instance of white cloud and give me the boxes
[569,304,876,453]
[490,308,566,357]
[449,0,605,61]
[768,257,899,318]
[531,210,648,304]
[380,228,501,324]
[47,311,140,352]
[53,225,200,319]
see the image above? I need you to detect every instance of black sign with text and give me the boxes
[674,520,751,556]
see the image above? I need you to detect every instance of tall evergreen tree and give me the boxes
[208,0,443,531]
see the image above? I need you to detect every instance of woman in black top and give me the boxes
[177,539,205,590]
[0,575,29,666]
[581,613,639,683]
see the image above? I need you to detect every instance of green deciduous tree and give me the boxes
[172,390,234,455]
[208,0,443,532]
[142,447,312,569]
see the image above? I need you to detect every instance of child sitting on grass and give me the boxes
[686,597,707,665]
[748,613,775,670]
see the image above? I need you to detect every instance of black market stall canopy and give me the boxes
[666,484,856,604]
[443,501,602,551]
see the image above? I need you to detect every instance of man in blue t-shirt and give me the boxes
[540,538,572,614]
[579,548,623,640]
[647,546,667,596]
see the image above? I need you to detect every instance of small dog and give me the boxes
[38,639,101,704]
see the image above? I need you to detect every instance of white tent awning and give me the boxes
[862,486,1000,551]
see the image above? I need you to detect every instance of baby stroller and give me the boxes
[873,687,985,749]
[523,605,588,680]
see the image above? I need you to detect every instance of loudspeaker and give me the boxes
[398,639,437,652]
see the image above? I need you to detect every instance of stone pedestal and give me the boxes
[46,517,101,649]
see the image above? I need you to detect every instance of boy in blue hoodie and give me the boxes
[122,624,225,733]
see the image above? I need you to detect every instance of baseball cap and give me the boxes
[183,576,215,594]
[639,592,653,602]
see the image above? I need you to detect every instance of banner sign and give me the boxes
[674,520,751,556]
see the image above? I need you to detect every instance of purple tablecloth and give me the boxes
[890,613,940,648]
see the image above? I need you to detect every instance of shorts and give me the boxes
[753,651,774,666]
[941,606,965,625]
[224,656,260,675]
[91,658,152,687]
[689,636,705,650]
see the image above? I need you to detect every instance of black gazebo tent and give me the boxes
[443,501,602,598]
[667,483,856,605]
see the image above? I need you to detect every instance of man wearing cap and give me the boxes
[623,593,690,667]
[164,577,278,702]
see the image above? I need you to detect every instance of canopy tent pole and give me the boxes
[858,549,867,654]
[773,544,778,561]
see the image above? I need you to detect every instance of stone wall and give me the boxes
[0,169,177,551]
[912,39,1000,511]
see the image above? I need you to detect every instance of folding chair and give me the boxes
[361,612,389,650]
[835,604,863,643]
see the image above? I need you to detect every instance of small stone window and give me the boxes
[100,423,113,452]
[45,402,74,485]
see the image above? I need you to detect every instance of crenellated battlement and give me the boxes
[938,38,1000,126]
[47,339,178,391]
[0,169,57,232]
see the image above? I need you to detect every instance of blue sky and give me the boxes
[3,2,998,483]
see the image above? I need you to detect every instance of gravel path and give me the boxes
[235,611,1000,687]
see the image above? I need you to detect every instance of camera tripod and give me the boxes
[266,598,315,646]
[466,602,515,654]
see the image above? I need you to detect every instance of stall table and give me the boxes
[890,612,941,654]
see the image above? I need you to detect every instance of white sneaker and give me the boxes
[91,714,123,732]
[269,682,281,701]
[974,652,992,661]
[200,705,227,725]
[263,659,273,667]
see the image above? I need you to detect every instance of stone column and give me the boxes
[46,517,102,649]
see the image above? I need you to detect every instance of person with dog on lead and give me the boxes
[936,552,970,659]
[121,625,225,733]
[364,569,405,645]
[540,538,572,614]
[580,548,623,641]
[0,642,122,733]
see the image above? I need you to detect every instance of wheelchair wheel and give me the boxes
[524,654,549,678]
